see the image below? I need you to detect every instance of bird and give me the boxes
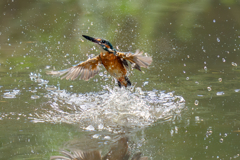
[50,137,148,160]
[47,35,152,88]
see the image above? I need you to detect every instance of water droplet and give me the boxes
[99,72,103,76]
[186,77,189,80]
[207,87,212,91]
[218,78,222,82]
[213,19,216,23]
[143,81,148,86]
[170,129,174,136]
[231,62,237,66]
[195,116,200,122]
[3,92,16,99]
[194,100,199,105]
[219,138,223,143]
[45,66,51,69]
[45,85,57,91]
[31,95,40,99]
[85,125,95,131]
[91,22,93,25]
[224,133,227,137]
[222,58,226,62]
[187,55,190,58]
[135,87,144,95]
[183,63,186,66]
[35,78,43,83]
[183,71,186,74]
[104,136,111,140]
[204,66,207,71]
[234,89,240,92]
[216,91,224,96]
[92,134,99,138]
[175,126,178,133]
[98,124,104,130]
[217,37,220,42]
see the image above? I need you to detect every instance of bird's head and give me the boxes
[82,35,116,53]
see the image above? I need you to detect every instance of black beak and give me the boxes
[82,35,100,44]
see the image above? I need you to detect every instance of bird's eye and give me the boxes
[101,40,106,43]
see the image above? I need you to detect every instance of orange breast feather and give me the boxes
[100,52,127,78]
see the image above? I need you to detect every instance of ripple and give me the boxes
[3,90,20,99]
[3,92,17,99]
[45,85,57,91]
[216,91,224,96]
[235,89,240,93]
[31,95,40,99]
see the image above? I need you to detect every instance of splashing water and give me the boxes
[30,73,185,132]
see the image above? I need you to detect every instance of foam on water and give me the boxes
[32,83,185,132]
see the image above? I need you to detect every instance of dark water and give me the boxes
[1,0,240,159]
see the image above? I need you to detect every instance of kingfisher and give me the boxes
[47,35,152,88]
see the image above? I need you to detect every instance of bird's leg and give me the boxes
[125,76,131,86]
[118,81,122,88]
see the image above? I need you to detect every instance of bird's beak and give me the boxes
[82,35,101,44]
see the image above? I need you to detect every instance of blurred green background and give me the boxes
[1,0,240,159]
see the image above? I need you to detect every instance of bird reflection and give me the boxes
[50,137,148,160]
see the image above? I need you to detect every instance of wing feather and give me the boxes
[47,55,101,81]
[117,50,152,71]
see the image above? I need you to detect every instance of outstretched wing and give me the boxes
[116,50,152,71]
[47,55,101,81]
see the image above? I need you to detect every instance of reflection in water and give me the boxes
[50,137,148,160]
[31,73,185,132]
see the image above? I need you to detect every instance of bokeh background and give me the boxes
[1,0,240,159]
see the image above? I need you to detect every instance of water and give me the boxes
[1,0,240,159]
[30,73,185,132]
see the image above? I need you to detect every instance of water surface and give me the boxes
[1,0,240,159]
